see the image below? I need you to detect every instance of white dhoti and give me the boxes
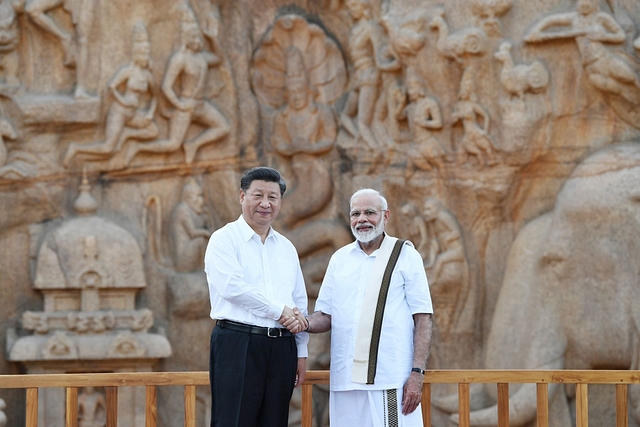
[330,389,423,427]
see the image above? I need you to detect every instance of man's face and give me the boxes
[240,180,282,231]
[350,194,389,243]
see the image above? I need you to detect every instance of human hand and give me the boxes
[401,371,424,415]
[281,307,307,334]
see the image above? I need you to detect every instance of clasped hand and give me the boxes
[278,306,308,334]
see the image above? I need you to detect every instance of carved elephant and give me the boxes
[455,143,640,426]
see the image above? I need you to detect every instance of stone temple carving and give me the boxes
[1,1,640,426]
[7,175,170,427]
[78,386,106,427]
[125,6,230,165]
[25,0,96,98]
[169,177,211,273]
[63,22,158,168]
[271,46,337,228]
[525,0,640,103]
[494,41,549,100]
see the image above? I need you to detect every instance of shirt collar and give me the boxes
[236,214,275,242]
[349,233,387,256]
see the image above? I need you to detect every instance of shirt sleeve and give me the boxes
[314,253,335,316]
[204,230,284,320]
[292,254,309,358]
[402,245,434,314]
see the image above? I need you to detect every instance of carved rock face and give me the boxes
[34,216,145,291]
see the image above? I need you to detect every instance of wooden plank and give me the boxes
[184,385,196,427]
[66,387,78,427]
[0,372,210,389]
[616,384,628,427]
[301,384,313,427]
[3,370,640,389]
[576,383,588,427]
[422,383,431,427]
[25,388,38,427]
[458,383,470,427]
[497,383,509,427]
[146,385,157,427]
[536,383,549,427]
[105,387,117,427]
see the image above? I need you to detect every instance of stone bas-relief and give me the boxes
[2,0,640,426]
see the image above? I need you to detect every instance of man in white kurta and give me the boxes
[290,188,433,427]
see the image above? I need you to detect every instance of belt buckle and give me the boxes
[267,327,282,338]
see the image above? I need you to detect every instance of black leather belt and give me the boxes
[217,320,293,338]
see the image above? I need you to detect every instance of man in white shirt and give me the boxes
[204,166,309,427]
[287,188,433,427]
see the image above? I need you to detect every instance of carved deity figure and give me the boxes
[169,178,210,273]
[25,0,96,98]
[421,198,470,337]
[394,71,447,177]
[452,74,498,167]
[272,47,337,228]
[525,0,640,102]
[125,8,230,165]
[63,22,158,168]
[340,0,399,153]
[0,0,24,86]
[78,386,106,427]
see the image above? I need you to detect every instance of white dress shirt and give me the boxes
[315,236,433,390]
[204,215,309,357]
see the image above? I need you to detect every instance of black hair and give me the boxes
[240,166,287,196]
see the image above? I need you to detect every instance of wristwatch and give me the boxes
[411,367,425,375]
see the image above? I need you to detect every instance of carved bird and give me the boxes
[494,41,549,99]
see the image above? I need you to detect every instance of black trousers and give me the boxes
[209,323,298,427]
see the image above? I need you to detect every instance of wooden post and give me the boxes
[106,387,118,427]
[497,383,509,427]
[26,388,38,427]
[422,383,431,427]
[66,387,78,427]
[616,384,628,427]
[301,383,313,427]
[146,385,157,427]
[184,385,196,427]
[458,383,470,427]
[576,383,588,427]
[536,383,549,427]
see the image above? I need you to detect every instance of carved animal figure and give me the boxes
[494,42,549,99]
[429,8,487,62]
[445,143,640,426]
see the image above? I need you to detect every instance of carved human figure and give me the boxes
[125,8,230,165]
[272,47,336,228]
[0,0,25,86]
[25,0,96,98]
[524,0,640,102]
[340,0,400,153]
[452,74,498,166]
[421,198,469,336]
[469,0,513,38]
[78,386,106,427]
[63,22,158,168]
[169,178,211,273]
[395,71,447,176]
[0,111,17,167]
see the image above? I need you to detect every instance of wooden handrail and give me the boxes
[1,370,639,427]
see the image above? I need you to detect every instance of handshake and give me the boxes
[278,306,309,334]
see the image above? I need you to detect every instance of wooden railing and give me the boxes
[1,370,639,427]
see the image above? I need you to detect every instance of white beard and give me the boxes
[351,221,385,243]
